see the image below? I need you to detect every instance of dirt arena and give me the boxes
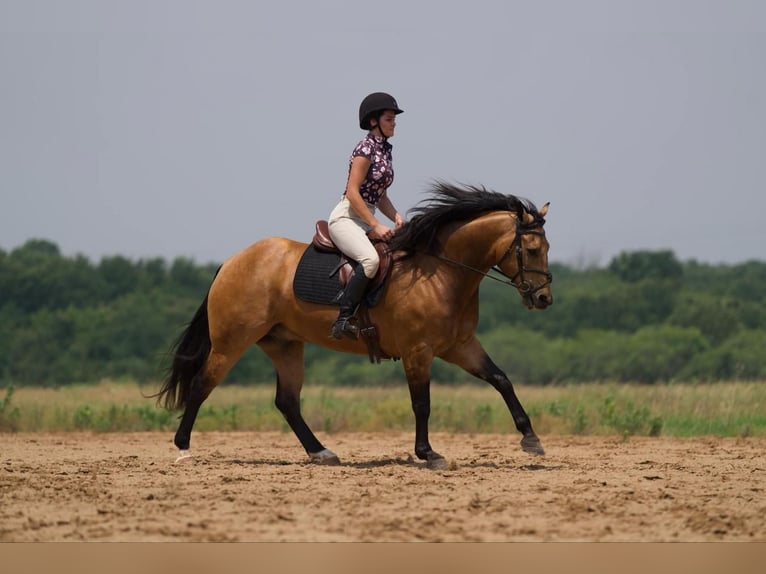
[1,431,764,542]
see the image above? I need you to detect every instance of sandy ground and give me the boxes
[1,431,764,542]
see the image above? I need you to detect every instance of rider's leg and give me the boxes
[327,199,380,339]
[329,263,371,339]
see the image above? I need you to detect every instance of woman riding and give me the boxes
[327,92,406,339]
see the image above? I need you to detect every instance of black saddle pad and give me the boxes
[293,244,344,306]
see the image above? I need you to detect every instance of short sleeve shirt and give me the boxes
[348,134,394,205]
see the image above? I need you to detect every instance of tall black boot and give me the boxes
[329,269,371,340]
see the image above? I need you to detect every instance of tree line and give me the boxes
[1,239,764,387]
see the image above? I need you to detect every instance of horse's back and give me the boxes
[223,236,307,268]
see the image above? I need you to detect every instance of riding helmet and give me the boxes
[359,92,404,130]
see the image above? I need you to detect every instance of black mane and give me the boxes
[388,181,542,258]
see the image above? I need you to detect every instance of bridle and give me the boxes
[434,225,553,294]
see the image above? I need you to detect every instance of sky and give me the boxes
[1,0,764,267]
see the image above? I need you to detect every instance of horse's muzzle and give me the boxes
[523,289,553,310]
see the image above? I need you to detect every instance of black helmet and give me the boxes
[358,92,404,130]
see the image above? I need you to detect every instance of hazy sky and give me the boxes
[2,1,764,266]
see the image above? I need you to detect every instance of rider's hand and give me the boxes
[371,223,393,241]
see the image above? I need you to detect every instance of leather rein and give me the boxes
[433,226,553,294]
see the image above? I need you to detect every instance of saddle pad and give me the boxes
[293,244,343,306]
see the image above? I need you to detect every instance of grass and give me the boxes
[0,380,764,437]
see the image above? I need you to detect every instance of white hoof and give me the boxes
[309,448,341,465]
[175,450,193,463]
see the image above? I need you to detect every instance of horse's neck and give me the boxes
[440,212,515,270]
[421,212,515,299]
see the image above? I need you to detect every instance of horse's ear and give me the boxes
[539,202,549,217]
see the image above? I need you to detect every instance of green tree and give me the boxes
[2,240,105,312]
[678,329,766,381]
[6,308,78,385]
[667,293,742,345]
[608,250,683,283]
[168,257,216,296]
[620,325,709,383]
[98,256,140,300]
[553,280,678,334]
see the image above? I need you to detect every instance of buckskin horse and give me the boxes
[154,182,553,469]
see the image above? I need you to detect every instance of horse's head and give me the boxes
[388,183,554,309]
[497,203,553,310]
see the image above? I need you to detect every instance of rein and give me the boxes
[433,227,552,294]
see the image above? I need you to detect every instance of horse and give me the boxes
[154,182,553,469]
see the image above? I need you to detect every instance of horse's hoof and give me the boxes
[175,450,193,463]
[426,453,450,471]
[309,448,341,465]
[521,436,545,455]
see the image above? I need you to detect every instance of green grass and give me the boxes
[0,380,764,437]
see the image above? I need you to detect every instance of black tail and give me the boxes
[153,267,220,411]
[154,295,211,411]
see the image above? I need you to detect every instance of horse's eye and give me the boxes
[527,248,539,257]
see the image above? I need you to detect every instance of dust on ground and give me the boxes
[1,432,764,541]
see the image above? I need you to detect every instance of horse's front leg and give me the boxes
[442,337,544,455]
[404,343,448,470]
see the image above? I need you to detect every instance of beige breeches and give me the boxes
[327,196,380,278]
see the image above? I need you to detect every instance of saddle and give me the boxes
[312,220,392,292]
[311,220,395,364]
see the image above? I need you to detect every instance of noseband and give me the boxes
[497,228,553,294]
[435,225,553,294]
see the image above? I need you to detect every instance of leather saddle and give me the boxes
[311,220,396,364]
[312,220,392,294]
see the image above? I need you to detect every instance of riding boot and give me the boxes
[329,269,371,340]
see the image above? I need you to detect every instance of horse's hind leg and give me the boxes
[442,337,544,455]
[174,346,247,460]
[257,339,340,465]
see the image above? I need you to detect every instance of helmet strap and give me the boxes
[369,119,386,140]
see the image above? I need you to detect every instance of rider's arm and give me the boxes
[377,191,404,228]
[345,156,392,238]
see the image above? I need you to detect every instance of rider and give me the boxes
[327,92,406,339]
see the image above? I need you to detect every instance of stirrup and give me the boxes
[329,318,359,340]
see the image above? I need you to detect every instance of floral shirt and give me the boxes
[347,133,394,205]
